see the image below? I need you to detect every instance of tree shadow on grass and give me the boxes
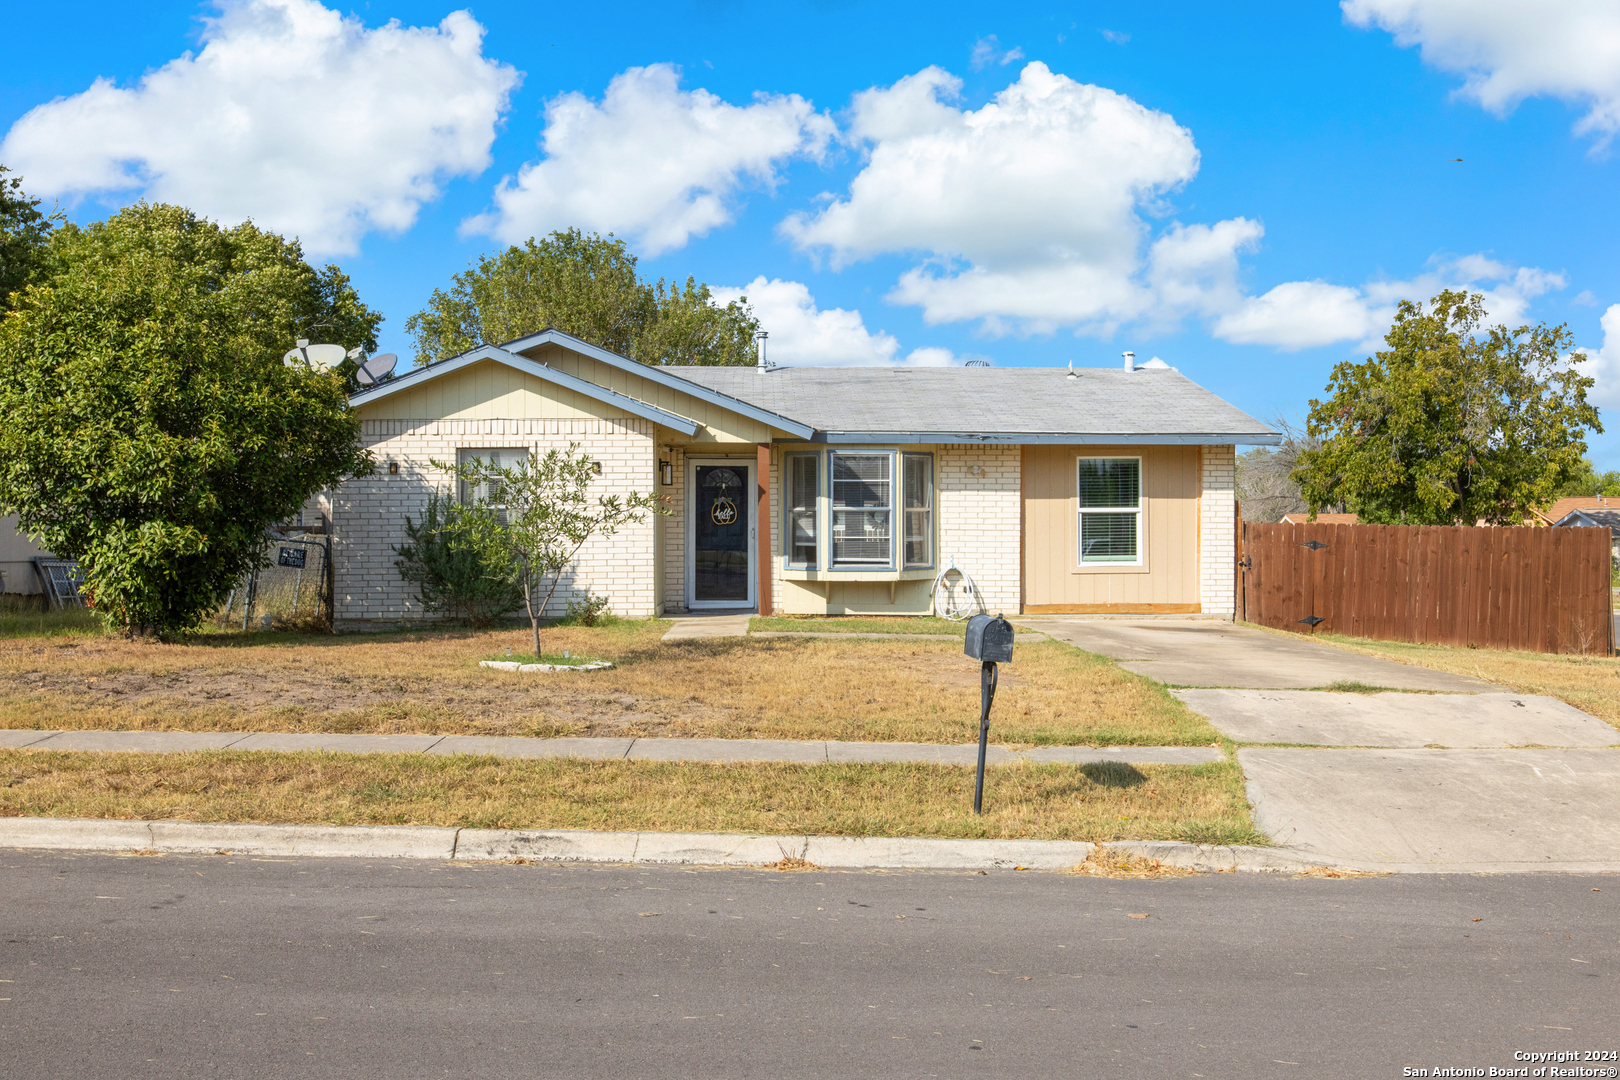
[1079,762,1148,788]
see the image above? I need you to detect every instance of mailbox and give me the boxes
[964,613,1014,663]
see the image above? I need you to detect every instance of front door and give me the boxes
[689,461,754,609]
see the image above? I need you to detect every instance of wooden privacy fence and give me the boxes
[1240,522,1614,655]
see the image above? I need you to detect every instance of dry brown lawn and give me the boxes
[1301,629,1620,730]
[0,622,1216,746]
[0,749,1260,844]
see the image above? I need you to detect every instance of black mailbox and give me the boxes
[964,613,1014,663]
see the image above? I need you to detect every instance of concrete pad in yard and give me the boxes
[661,614,751,641]
[427,736,634,760]
[1020,745,1225,765]
[0,730,61,748]
[1239,747,1620,871]
[226,733,444,754]
[1178,689,1619,748]
[626,738,828,763]
[22,730,254,753]
[1020,618,1489,691]
[825,740,1014,765]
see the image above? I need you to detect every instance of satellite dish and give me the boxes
[355,353,398,386]
[303,343,347,371]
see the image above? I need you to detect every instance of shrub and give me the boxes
[565,592,612,627]
[393,493,523,628]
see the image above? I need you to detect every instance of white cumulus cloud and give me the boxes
[781,62,1259,337]
[0,0,519,255]
[464,64,834,256]
[709,277,955,366]
[1214,254,1568,351]
[1343,0,1620,145]
[1579,304,1620,410]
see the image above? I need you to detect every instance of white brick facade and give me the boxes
[936,444,1022,616]
[1199,444,1237,620]
[333,417,658,627]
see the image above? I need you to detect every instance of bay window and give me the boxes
[902,453,933,568]
[786,453,819,567]
[831,453,892,566]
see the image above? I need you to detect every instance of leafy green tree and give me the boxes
[405,228,759,366]
[1292,290,1600,525]
[447,444,668,659]
[1552,457,1620,499]
[393,492,524,627]
[0,203,379,639]
[0,164,60,308]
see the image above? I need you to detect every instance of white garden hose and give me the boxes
[931,558,985,621]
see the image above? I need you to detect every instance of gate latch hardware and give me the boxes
[1298,615,1325,627]
[1299,540,1328,550]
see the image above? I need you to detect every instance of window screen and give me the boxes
[458,448,529,508]
[787,453,818,567]
[902,454,933,568]
[1078,458,1142,564]
[831,453,892,565]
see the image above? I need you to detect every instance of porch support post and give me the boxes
[757,443,772,617]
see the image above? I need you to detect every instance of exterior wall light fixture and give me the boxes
[660,459,674,486]
[388,461,399,476]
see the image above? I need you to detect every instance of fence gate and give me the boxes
[1240,521,1614,655]
[219,534,332,630]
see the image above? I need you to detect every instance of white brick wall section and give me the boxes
[936,445,1022,616]
[1200,444,1237,621]
[333,417,658,626]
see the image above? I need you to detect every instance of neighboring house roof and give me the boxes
[1542,496,1620,524]
[1551,508,1620,538]
[1279,513,1360,525]
[350,331,1280,446]
[666,366,1280,445]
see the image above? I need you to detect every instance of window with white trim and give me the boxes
[458,448,529,509]
[786,453,819,567]
[1078,457,1142,564]
[902,453,933,569]
[831,452,892,566]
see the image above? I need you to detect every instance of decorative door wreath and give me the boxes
[705,467,741,526]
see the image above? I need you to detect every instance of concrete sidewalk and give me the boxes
[0,728,1223,766]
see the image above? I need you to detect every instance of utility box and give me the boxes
[964,613,1014,663]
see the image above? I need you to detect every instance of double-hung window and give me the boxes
[902,453,933,568]
[458,448,529,517]
[786,453,819,567]
[1078,457,1142,564]
[831,453,892,566]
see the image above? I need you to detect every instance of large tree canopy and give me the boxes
[1292,289,1601,526]
[404,228,760,366]
[0,164,58,308]
[0,203,379,638]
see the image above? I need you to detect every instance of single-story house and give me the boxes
[0,515,49,597]
[1278,512,1360,526]
[331,330,1279,627]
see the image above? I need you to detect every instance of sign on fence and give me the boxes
[1240,522,1613,656]
[277,546,307,569]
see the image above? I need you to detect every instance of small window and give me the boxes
[458,448,529,507]
[902,453,933,568]
[786,453,819,568]
[831,453,892,566]
[1078,457,1142,564]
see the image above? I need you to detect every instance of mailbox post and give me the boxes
[963,613,1014,814]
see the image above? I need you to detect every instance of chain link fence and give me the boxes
[219,533,331,631]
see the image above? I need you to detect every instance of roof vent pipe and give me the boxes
[756,330,769,374]
[1122,350,1136,371]
[1067,358,1078,379]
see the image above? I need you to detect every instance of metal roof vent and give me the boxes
[1122,350,1136,371]
[964,359,991,367]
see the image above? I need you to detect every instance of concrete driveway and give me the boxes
[1017,617,1620,871]
[1015,617,1489,691]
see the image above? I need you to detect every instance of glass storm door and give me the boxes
[691,463,753,607]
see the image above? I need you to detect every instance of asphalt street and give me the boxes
[2,853,1615,1078]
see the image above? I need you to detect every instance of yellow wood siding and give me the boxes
[1021,444,1201,610]
[358,346,775,444]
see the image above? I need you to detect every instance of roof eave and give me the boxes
[500,328,817,440]
[347,346,701,437]
[778,431,1283,446]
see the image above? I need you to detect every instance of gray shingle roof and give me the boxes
[1555,509,1620,536]
[663,365,1278,444]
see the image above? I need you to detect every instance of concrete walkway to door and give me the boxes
[1014,617,1489,691]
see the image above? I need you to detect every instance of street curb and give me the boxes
[0,817,1337,872]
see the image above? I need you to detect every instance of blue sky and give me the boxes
[6,1,1620,460]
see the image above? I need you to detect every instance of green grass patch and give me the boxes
[0,595,107,640]
[749,615,965,636]
[0,748,1264,845]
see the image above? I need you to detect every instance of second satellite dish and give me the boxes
[281,340,347,372]
[355,353,398,386]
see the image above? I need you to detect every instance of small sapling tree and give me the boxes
[445,444,668,659]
